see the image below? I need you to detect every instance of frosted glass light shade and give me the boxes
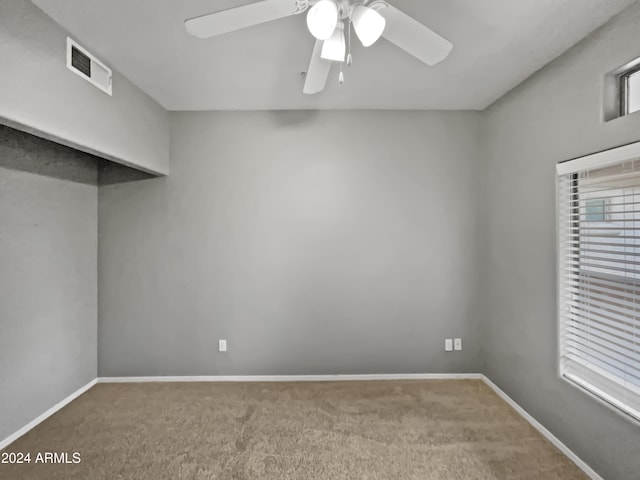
[321,22,346,62]
[307,0,339,41]
[351,5,386,47]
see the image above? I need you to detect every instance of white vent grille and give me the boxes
[66,37,112,96]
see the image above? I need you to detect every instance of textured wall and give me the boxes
[0,125,98,441]
[98,110,483,376]
[0,0,170,175]
[481,4,640,479]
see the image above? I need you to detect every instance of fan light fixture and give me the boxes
[185,0,454,95]
[307,0,339,41]
[351,5,386,47]
[321,22,346,62]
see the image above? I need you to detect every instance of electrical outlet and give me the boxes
[445,339,453,352]
[454,338,462,351]
[218,339,227,352]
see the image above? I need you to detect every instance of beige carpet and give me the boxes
[0,380,587,480]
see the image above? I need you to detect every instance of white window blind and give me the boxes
[558,145,640,422]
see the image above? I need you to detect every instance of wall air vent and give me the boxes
[66,37,112,96]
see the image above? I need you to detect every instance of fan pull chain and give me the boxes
[347,19,353,66]
[339,18,351,85]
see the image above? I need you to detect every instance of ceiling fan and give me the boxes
[185,0,453,95]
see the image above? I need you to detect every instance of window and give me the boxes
[604,60,640,121]
[583,198,608,222]
[621,67,640,116]
[557,143,640,421]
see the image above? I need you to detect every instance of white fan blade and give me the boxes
[303,40,333,95]
[378,4,452,66]
[185,0,302,39]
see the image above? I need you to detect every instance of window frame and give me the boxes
[557,142,640,424]
[619,64,640,116]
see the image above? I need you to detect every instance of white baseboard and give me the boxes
[0,378,97,451]
[97,373,483,383]
[481,377,603,480]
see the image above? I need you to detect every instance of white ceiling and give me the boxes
[31,0,636,111]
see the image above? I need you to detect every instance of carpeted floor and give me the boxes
[0,380,587,480]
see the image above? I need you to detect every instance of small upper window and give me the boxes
[621,67,640,116]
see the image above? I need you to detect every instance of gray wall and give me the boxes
[0,0,170,175]
[0,126,98,441]
[481,3,640,480]
[98,110,482,376]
